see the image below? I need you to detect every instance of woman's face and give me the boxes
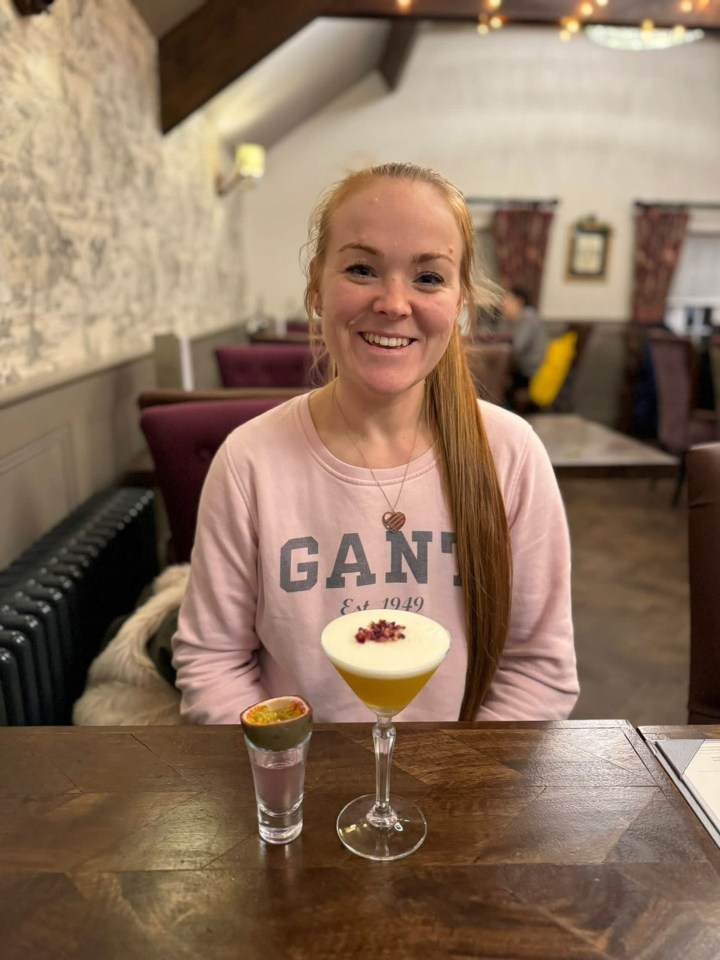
[316,178,465,402]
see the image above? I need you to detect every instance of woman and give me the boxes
[172,162,578,723]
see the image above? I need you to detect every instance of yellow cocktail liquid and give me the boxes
[335,664,439,716]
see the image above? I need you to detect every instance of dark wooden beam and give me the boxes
[160,0,720,132]
[379,20,419,91]
[159,0,325,133]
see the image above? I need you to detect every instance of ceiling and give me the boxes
[129,0,720,140]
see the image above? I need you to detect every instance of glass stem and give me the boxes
[370,714,396,825]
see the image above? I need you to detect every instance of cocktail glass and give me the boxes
[321,609,451,861]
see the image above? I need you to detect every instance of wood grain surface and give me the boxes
[527,415,678,479]
[2,720,719,960]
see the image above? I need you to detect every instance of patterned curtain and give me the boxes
[492,206,555,307]
[631,206,689,324]
[617,206,689,435]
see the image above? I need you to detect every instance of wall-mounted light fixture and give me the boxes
[216,143,266,196]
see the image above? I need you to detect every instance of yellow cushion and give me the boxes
[528,331,578,408]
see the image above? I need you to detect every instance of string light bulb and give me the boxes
[489,14,504,28]
[559,27,572,40]
[579,2,594,17]
[680,0,693,11]
[476,18,490,34]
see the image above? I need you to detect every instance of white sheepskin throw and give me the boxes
[73,564,190,726]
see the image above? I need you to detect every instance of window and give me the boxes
[666,217,720,337]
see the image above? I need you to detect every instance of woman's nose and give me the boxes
[373,277,411,317]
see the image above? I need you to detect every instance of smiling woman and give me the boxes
[309,175,463,422]
[171,162,579,727]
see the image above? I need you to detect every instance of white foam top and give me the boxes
[321,609,451,679]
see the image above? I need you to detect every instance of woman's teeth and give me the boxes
[361,333,411,348]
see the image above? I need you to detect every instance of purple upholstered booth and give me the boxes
[140,397,283,563]
[215,344,315,388]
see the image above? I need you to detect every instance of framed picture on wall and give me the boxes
[567,218,612,280]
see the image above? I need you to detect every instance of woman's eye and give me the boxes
[346,263,374,278]
[416,272,445,286]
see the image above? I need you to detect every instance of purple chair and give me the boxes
[687,442,720,723]
[140,398,283,563]
[649,331,718,503]
[215,344,315,388]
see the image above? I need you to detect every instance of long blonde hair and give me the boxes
[304,162,511,719]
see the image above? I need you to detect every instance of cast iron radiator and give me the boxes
[0,487,158,726]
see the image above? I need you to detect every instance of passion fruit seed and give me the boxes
[246,701,306,725]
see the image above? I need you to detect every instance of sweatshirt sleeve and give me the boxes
[172,440,269,723]
[477,425,579,721]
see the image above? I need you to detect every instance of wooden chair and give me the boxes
[649,331,718,504]
[707,333,720,410]
[140,398,284,563]
[464,342,513,405]
[687,442,720,723]
[137,387,307,410]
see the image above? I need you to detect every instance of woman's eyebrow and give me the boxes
[337,243,453,265]
[413,252,454,265]
[338,242,379,256]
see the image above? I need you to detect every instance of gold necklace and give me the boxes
[332,383,421,532]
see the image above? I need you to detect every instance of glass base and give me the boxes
[257,803,303,844]
[336,794,427,861]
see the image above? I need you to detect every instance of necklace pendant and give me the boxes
[382,511,406,532]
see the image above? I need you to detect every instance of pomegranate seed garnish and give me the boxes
[355,619,406,644]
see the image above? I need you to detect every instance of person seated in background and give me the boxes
[498,286,548,410]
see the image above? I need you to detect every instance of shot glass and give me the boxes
[240,696,313,845]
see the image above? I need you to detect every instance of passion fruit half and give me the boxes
[240,695,313,751]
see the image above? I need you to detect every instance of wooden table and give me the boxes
[2,720,720,959]
[528,413,679,478]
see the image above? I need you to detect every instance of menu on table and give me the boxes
[652,738,720,846]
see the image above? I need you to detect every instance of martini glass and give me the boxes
[321,609,451,861]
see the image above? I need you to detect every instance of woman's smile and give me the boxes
[359,331,416,349]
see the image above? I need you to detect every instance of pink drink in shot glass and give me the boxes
[240,696,313,844]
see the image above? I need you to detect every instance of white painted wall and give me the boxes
[244,23,720,323]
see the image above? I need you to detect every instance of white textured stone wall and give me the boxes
[0,0,245,390]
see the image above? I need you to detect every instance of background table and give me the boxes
[2,720,720,959]
[528,413,678,478]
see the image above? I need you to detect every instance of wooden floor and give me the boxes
[561,477,690,726]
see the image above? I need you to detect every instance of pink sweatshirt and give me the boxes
[173,394,578,723]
